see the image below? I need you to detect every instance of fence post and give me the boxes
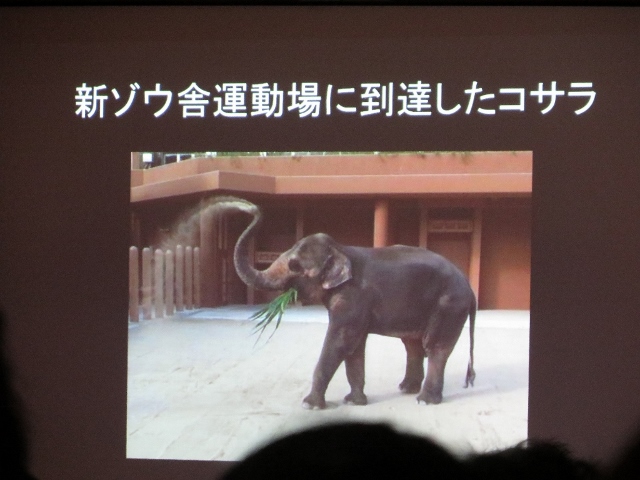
[154,248,164,318]
[176,245,184,311]
[142,247,152,320]
[193,246,201,308]
[165,249,175,316]
[129,246,139,322]
[185,246,193,310]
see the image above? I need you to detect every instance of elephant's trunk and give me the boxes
[230,198,291,291]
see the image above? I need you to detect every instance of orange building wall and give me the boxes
[389,205,420,246]
[256,207,298,251]
[428,232,472,279]
[302,200,374,247]
[478,206,531,310]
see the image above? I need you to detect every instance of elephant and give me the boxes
[218,196,476,408]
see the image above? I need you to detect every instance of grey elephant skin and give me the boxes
[218,196,476,409]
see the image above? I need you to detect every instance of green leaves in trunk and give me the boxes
[249,288,298,343]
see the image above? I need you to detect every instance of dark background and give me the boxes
[1,7,639,479]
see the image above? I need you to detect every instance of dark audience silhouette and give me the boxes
[0,310,37,479]
[466,438,602,480]
[222,422,471,480]
[220,422,613,480]
[607,425,640,480]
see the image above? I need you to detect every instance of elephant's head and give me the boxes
[277,234,352,304]
[232,200,352,303]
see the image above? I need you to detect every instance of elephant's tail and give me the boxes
[464,295,476,388]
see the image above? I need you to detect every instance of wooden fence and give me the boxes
[129,245,201,322]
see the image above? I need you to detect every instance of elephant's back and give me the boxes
[355,245,474,300]
[368,245,463,273]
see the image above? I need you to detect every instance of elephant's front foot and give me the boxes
[344,390,367,406]
[302,392,326,410]
[399,378,422,394]
[416,390,443,405]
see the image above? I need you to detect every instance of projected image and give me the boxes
[127,151,531,460]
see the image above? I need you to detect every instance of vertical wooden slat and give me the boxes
[185,246,193,310]
[129,246,139,322]
[142,247,152,320]
[193,247,201,308]
[165,250,174,316]
[176,245,184,311]
[154,249,164,318]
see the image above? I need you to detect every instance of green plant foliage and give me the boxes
[249,288,298,343]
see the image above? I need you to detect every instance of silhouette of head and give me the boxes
[222,422,469,480]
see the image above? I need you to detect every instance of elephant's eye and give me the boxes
[288,258,303,273]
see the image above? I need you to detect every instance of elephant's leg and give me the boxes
[416,301,469,404]
[399,337,425,394]
[344,336,367,405]
[417,343,455,405]
[303,323,363,410]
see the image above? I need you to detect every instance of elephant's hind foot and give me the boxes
[302,392,327,410]
[344,391,367,406]
[399,379,422,394]
[416,390,443,405]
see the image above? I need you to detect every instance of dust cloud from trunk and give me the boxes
[157,196,257,252]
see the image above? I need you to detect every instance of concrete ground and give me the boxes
[127,305,529,461]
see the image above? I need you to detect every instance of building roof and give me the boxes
[130,151,532,203]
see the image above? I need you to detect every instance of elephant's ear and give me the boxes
[322,248,352,289]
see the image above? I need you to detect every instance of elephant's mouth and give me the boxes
[287,277,324,306]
